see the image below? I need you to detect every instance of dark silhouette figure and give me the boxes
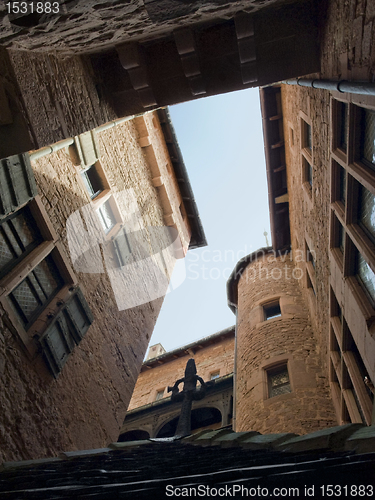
[167,358,207,437]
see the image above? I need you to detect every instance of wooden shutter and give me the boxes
[38,288,94,378]
[0,153,38,219]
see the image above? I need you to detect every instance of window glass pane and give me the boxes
[0,207,42,277]
[9,256,63,328]
[358,184,375,242]
[357,252,375,304]
[33,257,62,298]
[268,367,291,398]
[339,102,348,151]
[361,108,375,166]
[338,222,345,254]
[81,165,103,199]
[0,227,18,271]
[305,122,312,149]
[339,166,346,204]
[97,200,116,233]
[156,390,164,401]
[303,158,312,186]
[264,302,281,320]
[10,278,40,322]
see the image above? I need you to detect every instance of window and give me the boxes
[332,100,348,153]
[360,108,375,168]
[267,364,291,398]
[357,184,375,244]
[0,196,93,374]
[210,371,220,380]
[0,206,43,280]
[9,255,63,330]
[301,115,313,197]
[155,390,164,401]
[263,300,281,320]
[356,251,375,305]
[329,288,373,425]
[302,157,313,188]
[81,164,104,200]
[301,119,312,151]
[305,240,316,295]
[96,197,119,235]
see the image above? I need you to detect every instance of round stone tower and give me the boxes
[227,247,336,435]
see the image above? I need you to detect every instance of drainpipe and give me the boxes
[284,78,375,96]
[29,137,75,161]
[94,110,155,133]
[29,110,158,161]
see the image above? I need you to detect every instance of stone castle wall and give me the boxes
[235,252,337,435]
[0,0,285,54]
[0,113,182,463]
[128,334,235,411]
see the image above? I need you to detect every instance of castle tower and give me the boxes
[227,248,337,435]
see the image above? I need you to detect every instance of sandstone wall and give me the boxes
[0,114,181,463]
[128,334,235,411]
[0,0,286,54]
[235,253,337,435]
[281,84,332,366]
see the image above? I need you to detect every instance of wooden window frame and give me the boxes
[329,287,373,425]
[0,196,78,357]
[265,362,292,399]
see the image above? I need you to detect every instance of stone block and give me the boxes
[241,432,299,450]
[214,431,260,448]
[344,426,375,453]
[60,448,113,459]
[277,424,364,453]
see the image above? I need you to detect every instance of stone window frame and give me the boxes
[300,111,313,201]
[262,298,282,321]
[330,97,375,324]
[210,370,220,380]
[262,357,293,402]
[155,389,165,401]
[329,287,373,425]
[0,196,78,357]
[79,161,110,201]
[304,237,316,297]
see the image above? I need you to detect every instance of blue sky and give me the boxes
[150,88,271,352]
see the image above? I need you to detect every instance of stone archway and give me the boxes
[118,429,150,442]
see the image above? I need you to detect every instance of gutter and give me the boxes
[284,78,375,96]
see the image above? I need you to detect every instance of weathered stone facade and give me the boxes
[0,110,200,463]
[0,0,289,54]
[234,252,337,435]
[119,328,235,439]
[129,329,234,410]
